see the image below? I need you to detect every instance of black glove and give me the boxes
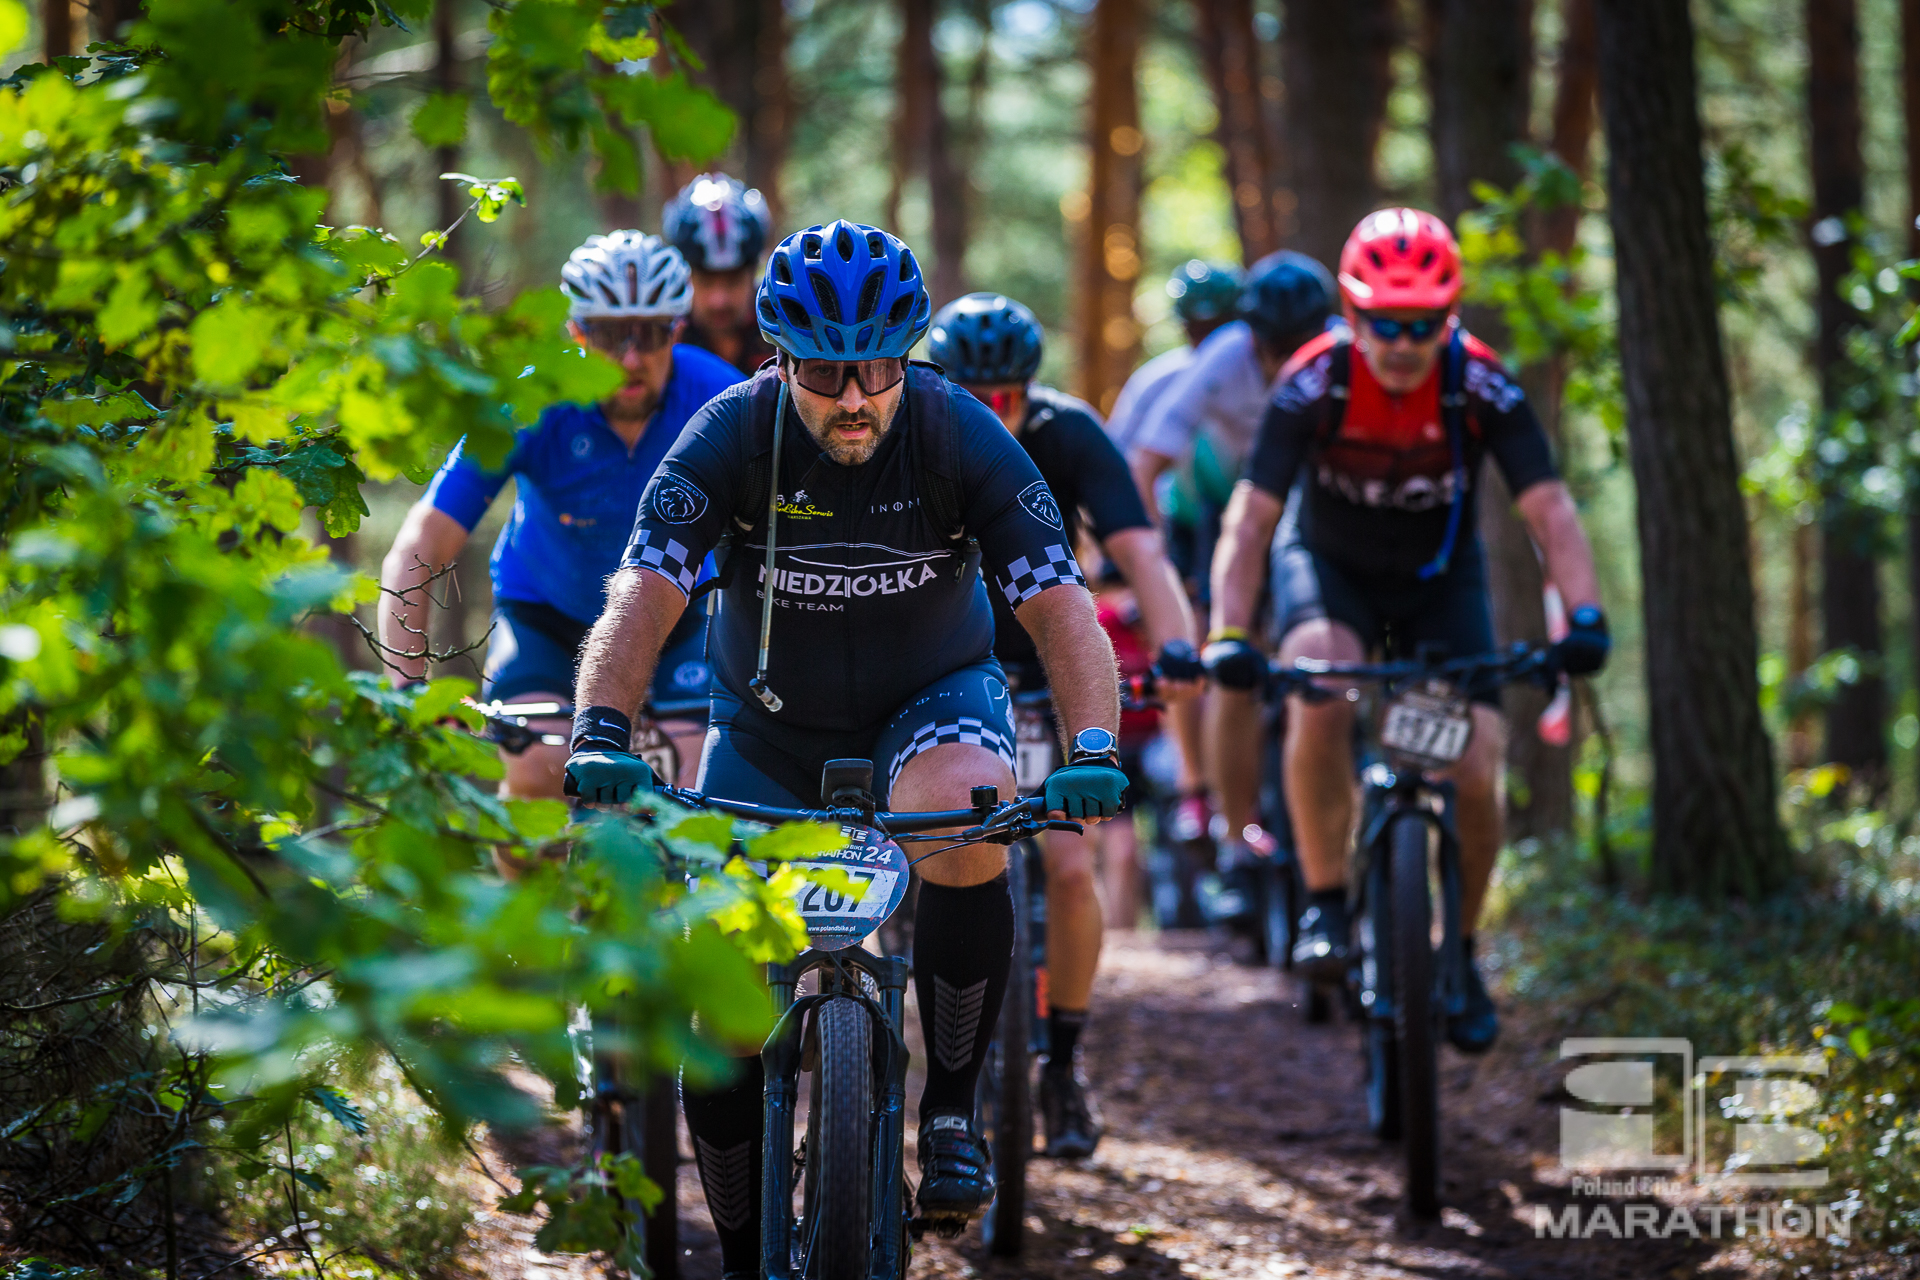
[1553,604,1611,677]
[563,751,657,803]
[1202,633,1265,691]
[1153,637,1204,682]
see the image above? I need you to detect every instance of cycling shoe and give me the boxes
[1291,896,1350,981]
[1447,937,1499,1054]
[1039,1063,1104,1159]
[916,1112,994,1218]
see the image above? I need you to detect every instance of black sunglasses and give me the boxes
[578,317,677,355]
[1361,313,1446,343]
[785,356,907,398]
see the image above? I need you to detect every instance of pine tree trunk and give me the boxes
[42,0,71,59]
[1278,0,1394,270]
[668,0,790,227]
[1192,0,1282,262]
[1428,0,1573,841]
[1594,0,1790,898]
[435,0,471,282]
[1076,0,1145,417]
[888,0,967,303]
[1809,0,1885,791]
[1905,0,1920,795]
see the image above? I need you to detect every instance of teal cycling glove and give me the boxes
[1042,763,1129,820]
[563,750,657,804]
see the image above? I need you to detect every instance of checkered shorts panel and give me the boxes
[995,543,1086,607]
[887,716,1017,793]
[621,532,700,596]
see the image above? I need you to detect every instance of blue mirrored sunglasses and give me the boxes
[1361,313,1445,342]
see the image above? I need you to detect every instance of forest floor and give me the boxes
[468,930,1900,1280]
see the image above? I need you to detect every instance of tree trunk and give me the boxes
[92,0,139,42]
[1538,0,1597,269]
[1594,0,1790,898]
[667,0,791,229]
[1905,0,1920,794]
[1192,0,1282,262]
[1429,0,1573,841]
[434,0,470,285]
[42,0,71,59]
[886,0,967,303]
[1278,0,1394,270]
[1076,0,1145,417]
[1809,0,1884,791]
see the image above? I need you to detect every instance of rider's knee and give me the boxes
[502,742,568,800]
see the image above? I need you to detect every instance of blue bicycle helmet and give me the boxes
[1239,250,1335,344]
[663,172,771,273]
[755,220,933,359]
[1166,260,1244,324]
[926,293,1044,384]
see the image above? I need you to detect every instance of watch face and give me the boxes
[1073,728,1117,757]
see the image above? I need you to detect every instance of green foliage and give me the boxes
[0,0,784,1263]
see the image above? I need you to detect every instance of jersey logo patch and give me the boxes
[652,475,709,524]
[571,434,593,458]
[1018,481,1064,530]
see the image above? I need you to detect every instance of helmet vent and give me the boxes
[1395,237,1408,252]
[866,231,886,258]
[779,297,812,330]
[834,225,856,261]
[887,293,915,326]
[801,233,823,259]
[856,268,885,322]
[808,270,842,323]
[759,297,781,326]
[898,249,918,282]
[1418,251,1435,269]
[772,255,793,285]
[856,324,875,352]
[1368,249,1384,269]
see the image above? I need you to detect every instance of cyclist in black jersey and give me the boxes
[928,292,1200,1159]
[663,173,779,375]
[562,222,1129,1274]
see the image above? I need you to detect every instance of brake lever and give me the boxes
[1041,819,1085,835]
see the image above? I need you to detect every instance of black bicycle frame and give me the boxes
[759,947,914,1280]
[1353,764,1468,1027]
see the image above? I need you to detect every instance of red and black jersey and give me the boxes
[1244,326,1557,579]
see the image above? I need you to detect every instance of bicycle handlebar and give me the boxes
[1267,643,1557,701]
[653,787,1080,844]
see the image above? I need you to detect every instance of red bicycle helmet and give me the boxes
[1337,208,1461,311]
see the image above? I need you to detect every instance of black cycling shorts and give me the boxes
[697,660,1017,810]
[1269,538,1500,707]
[482,597,712,713]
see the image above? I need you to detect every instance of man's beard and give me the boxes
[808,408,891,465]
[605,380,660,425]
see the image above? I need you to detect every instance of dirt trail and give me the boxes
[479,930,1766,1280]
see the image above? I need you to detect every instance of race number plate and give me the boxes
[1014,707,1055,795]
[633,721,680,788]
[1379,688,1473,768]
[788,825,912,951]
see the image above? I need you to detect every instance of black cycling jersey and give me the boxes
[623,367,1086,732]
[989,385,1151,674]
[1245,329,1557,579]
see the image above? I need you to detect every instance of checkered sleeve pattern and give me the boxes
[994,543,1086,607]
[620,531,699,596]
[887,716,1017,793]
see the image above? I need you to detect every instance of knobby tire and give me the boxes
[1389,815,1441,1218]
[804,998,873,1280]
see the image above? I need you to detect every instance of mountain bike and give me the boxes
[476,695,708,1280]
[654,764,1078,1280]
[1265,644,1553,1218]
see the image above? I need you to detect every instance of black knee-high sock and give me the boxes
[913,875,1016,1119]
[681,1055,763,1274]
[1046,1007,1087,1073]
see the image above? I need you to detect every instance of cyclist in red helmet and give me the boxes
[1203,208,1610,1054]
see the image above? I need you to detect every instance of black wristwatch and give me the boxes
[1067,727,1121,768]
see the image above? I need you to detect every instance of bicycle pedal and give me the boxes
[911,1212,971,1241]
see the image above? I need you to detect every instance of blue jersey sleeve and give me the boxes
[951,394,1089,609]
[421,436,519,531]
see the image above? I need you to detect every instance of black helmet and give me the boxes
[926,293,1044,384]
[1166,259,1244,324]
[1239,250,1335,345]
[663,172,771,272]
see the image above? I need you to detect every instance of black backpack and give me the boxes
[691,361,980,601]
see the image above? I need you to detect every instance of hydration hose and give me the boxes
[749,378,789,712]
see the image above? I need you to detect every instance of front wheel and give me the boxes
[978,843,1033,1256]
[803,998,873,1279]
[1389,815,1440,1218]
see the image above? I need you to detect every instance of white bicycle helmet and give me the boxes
[561,230,694,320]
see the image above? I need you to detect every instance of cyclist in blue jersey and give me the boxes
[378,231,743,796]
[664,173,778,375]
[562,221,1129,1270]
[928,291,1200,1160]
